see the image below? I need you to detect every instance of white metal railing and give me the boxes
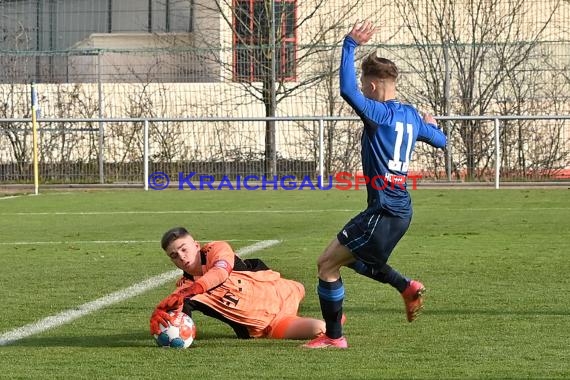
[1,115,569,191]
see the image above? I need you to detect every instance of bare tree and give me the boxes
[499,61,569,179]
[0,84,30,181]
[38,83,100,182]
[0,19,34,182]
[389,0,561,180]
[194,0,371,176]
[300,13,376,175]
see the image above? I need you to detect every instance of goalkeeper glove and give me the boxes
[149,283,202,335]
[149,308,172,335]
[155,282,205,314]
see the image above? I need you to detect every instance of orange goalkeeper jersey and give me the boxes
[192,269,305,338]
[179,241,305,338]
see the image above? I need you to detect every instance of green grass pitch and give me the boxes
[0,188,568,379]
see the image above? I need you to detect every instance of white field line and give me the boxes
[0,239,281,346]
[0,209,356,215]
[0,195,23,200]
[1,207,567,216]
[0,239,268,246]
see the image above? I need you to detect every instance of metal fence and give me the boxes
[1,115,568,190]
[1,1,569,191]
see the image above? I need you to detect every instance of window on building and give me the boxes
[233,0,297,82]
[0,0,195,83]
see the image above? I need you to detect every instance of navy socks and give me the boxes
[317,278,345,339]
[348,261,409,293]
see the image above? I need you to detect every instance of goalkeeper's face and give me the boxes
[165,235,201,273]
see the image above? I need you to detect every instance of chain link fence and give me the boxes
[0,1,569,186]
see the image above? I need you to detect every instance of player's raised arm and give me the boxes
[339,21,393,128]
[339,21,376,110]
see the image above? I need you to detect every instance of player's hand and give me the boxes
[422,112,438,126]
[348,20,376,45]
[149,308,171,335]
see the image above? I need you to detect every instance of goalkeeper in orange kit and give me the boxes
[150,227,328,340]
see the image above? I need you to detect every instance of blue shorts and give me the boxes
[337,208,411,269]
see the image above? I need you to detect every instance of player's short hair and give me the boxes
[361,53,398,81]
[161,227,190,251]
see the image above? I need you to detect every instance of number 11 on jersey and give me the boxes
[388,121,413,173]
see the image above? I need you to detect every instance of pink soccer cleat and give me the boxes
[402,280,426,322]
[302,334,348,349]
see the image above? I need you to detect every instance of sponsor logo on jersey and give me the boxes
[214,260,230,270]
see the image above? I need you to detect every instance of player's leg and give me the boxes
[269,279,333,340]
[342,211,425,321]
[340,209,411,294]
[302,238,353,349]
[316,238,353,338]
[271,314,347,340]
[366,213,425,322]
[270,316,326,340]
[347,261,409,292]
[349,262,425,322]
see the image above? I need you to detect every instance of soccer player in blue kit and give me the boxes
[303,20,447,349]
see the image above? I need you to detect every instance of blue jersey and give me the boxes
[340,36,446,217]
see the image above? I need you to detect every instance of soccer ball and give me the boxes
[153,310,196,349]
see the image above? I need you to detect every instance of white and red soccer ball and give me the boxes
[153,310,196,349]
